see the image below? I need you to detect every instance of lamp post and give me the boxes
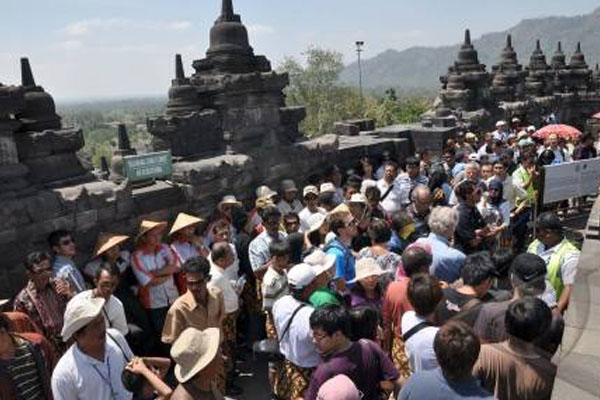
[355,41,364,103]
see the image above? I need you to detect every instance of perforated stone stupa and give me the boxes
[429,32,600,130]
[148,0,306,157]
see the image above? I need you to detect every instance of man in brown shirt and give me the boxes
[162,257,225,345]
[472,253,564,355]
[474,298,557,400]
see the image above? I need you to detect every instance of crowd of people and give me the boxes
[0,117,597,400]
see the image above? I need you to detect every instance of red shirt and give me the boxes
[382,278,413,338]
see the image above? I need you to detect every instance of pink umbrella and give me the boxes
[532,124,582,140]
[592,111,600,120]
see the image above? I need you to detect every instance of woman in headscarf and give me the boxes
[478,179,511,249]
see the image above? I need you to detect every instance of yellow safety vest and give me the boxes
[527,239,579,298]
[513,165,535,207]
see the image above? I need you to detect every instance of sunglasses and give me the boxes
[60,238,74,246]
[33,267,52,275]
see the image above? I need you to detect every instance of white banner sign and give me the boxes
[543,158,600,204]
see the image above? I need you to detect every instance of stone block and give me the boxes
[0,199,31,231]
[334,122,360,136]
[346,119,376,132]
[15,128,84,159]
[97,206,117,223]
[24,153,88,184]
[75,210,98,231]
[116,199,135,220]
[148,110,224,158]
[24,191,63,222]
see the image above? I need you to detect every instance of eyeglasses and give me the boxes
[346,219,358,228]
[32,267,51,275]
[187,275,210,286]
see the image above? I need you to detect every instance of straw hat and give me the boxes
[330,203,351,216]
[307,213,327,234]
[169,213,204,237]
[136,220,167,242]
[256,185,277,199]
[304,249,336,276]
[350,257,385,283]
[218,195,241,212]
[465,132,477,141]
[93,233,129,258]
[349,193,366,204]
[61,296,105,341]
[171,327,221,383]
[320,182,336,193]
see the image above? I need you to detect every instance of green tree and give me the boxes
[279,49,432,137]
[279,47,363,137]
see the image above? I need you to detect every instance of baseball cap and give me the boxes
[303,185,319,198]
[287,263,317,289]
[511,253,547,283]
[320,182,336,193]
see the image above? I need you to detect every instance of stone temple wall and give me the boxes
[0,130,411,298]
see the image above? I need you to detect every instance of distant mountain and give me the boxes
[340,7,600,92]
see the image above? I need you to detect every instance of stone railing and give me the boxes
[552,196,600,399]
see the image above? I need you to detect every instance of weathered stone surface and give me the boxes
[334,122,360,136]
[148,110,223,157]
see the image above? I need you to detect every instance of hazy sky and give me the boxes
[0,0,597,100]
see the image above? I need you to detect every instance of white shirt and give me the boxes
[262,267,289,312]
[401,311,439,373]
[272,295,319,368]
[170,241,201,265]
[530,238,580,286]
[72,291,129,336]
[298,207,327,233]
[249,230,287,272]
[131,244,180,309]
[208,262,239,314]
[52,329,133,400]
[377,178,403,214]
[277,199,304,216]
[208,244,239,282]
[84,251,131,279]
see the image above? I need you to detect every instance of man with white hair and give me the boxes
[417,207,466,283]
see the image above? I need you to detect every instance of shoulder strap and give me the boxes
[278,303,307,343]
[380,184,395,201]
[106,331,132,363]
[402,321,433,342]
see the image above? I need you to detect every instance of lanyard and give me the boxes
[91,357,117,400]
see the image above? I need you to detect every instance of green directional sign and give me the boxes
[124,151,172,182]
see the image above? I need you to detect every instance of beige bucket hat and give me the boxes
[349,257,385,283]
[61,296,105,341]
[304,249,336,276]
[171,327,221,383]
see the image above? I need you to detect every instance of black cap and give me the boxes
[536,211,563,232]
[511,253,547,283]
